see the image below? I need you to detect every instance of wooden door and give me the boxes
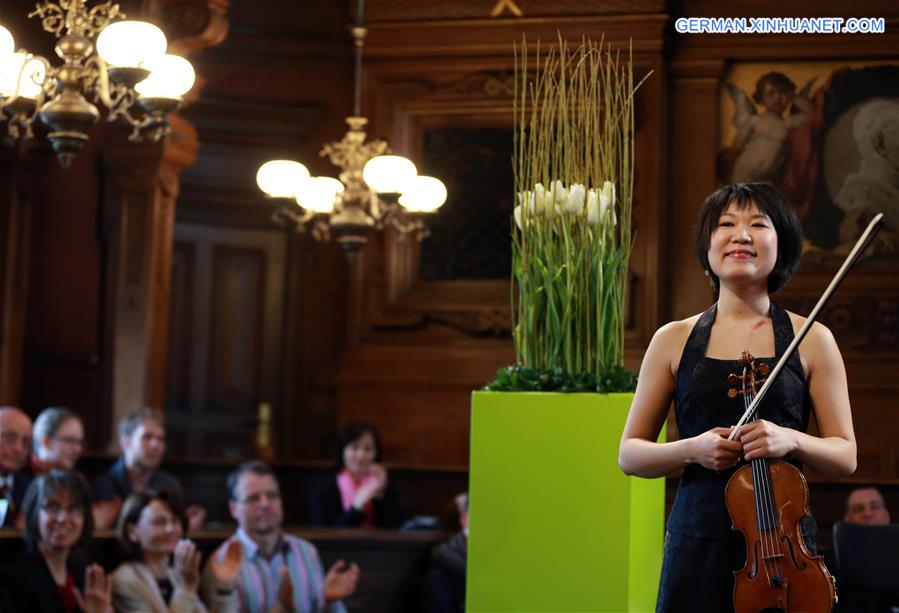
[165,223,285,459]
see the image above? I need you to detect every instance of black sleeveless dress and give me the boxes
[656,302,817,613]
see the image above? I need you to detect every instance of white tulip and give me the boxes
[586,189,600,225]
[565,184,586,214]
[552,179,568,205]
[601,181,617,226]
[599,188,610,220]
[513,205,523,230]
[534,183,551,215]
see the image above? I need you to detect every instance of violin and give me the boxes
[725,350,835,613]
[722,212,885,612]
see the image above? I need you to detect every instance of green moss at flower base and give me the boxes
[484,364,637,393]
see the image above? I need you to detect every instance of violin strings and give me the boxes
[744,378,774,586]
[745,364,784,586]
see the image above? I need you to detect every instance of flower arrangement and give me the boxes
[486,36,649,393]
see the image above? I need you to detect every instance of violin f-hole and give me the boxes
[780,534,808,571]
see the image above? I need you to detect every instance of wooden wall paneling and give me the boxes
[330,14,668,468]
[166,223,284,459]
[20,138,107,447]
[0,153,31,405]
[173,5,357,459]
[666,58,724,321]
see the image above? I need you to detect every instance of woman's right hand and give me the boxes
[690,427,743,471]
[74,564,113,613]
[173,539,202,593]
[353,464,388,509]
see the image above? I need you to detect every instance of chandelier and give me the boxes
[255,0,446,259]
[0,0,196,168]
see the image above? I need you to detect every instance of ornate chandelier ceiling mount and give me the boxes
[0,0,196,167]
[256,0,447,260]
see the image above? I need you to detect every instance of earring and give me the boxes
[704,269,710,277]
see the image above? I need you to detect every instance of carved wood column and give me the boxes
[101,0,228,428]
[101,120,199,427]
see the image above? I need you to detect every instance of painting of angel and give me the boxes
[719,62,899,261]
[722,72,816,184]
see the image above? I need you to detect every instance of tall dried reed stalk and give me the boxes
[511,36,648,381]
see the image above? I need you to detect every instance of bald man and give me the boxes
[0,407,33,527]
[844,487,891,526]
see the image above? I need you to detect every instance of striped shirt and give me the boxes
[228,528,347,613]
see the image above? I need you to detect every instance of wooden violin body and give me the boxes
[726,460,836,613]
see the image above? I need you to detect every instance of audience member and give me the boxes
[307,421,406,528]
[93,408,205,531]
[32,407,85,474]
[844,486,891,525]
[0,406,33,528]
[0,470,112,612]
[421,492,469,613]
[203,461,359,612]
[112,488,241,612]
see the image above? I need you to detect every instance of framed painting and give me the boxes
[718,60,899,263]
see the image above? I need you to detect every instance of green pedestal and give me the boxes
[467,391,665,612]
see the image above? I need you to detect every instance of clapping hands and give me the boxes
[74,564,113,613]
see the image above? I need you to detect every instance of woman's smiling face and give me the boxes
[708,200,778,289]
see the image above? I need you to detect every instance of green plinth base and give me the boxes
[467,391,665,612]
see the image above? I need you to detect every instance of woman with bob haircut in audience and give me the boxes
[31,407,85,474]
[0,470,113,613]
[307,421,407,528]
[112,488,241,612]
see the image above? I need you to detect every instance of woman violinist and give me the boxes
[618,182,857,612]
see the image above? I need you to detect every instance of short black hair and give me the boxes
[694,182,803,293]
[335,422,383,469]
[227,460,278,501]
[22,470,94,552]
[116,487,188,561]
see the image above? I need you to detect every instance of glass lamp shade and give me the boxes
[362,155,417,194]
[0,25,13,59]
[97,21,166,69]
[0,53,46,99]
[256,160,310,199]
[135,54,195,99]
[298,176,344,213]
[399,176,447,212]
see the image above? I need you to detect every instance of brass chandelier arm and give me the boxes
[385,209,431,242]
[30,0,124,39]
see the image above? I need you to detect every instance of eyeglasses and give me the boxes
[41,502,85,516]
[52,435,84,447]
[237,491,281,505]
[0,431,32,447]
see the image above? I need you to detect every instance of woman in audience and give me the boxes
[307,421,406,528]
[0,470,113,613]
[31,407,85,474]
[112,488,241,612]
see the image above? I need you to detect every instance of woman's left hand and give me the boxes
[738,420,798,461]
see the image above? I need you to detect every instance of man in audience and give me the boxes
[844,486,891,525]
[203,460,359,612]
[0,407,32,528]
[93,407,206,529]
[422,492,468,612]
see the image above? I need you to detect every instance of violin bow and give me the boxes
[727,212,886,441]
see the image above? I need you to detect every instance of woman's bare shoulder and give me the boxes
[647,314,701,373]
[785,310,839,354]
